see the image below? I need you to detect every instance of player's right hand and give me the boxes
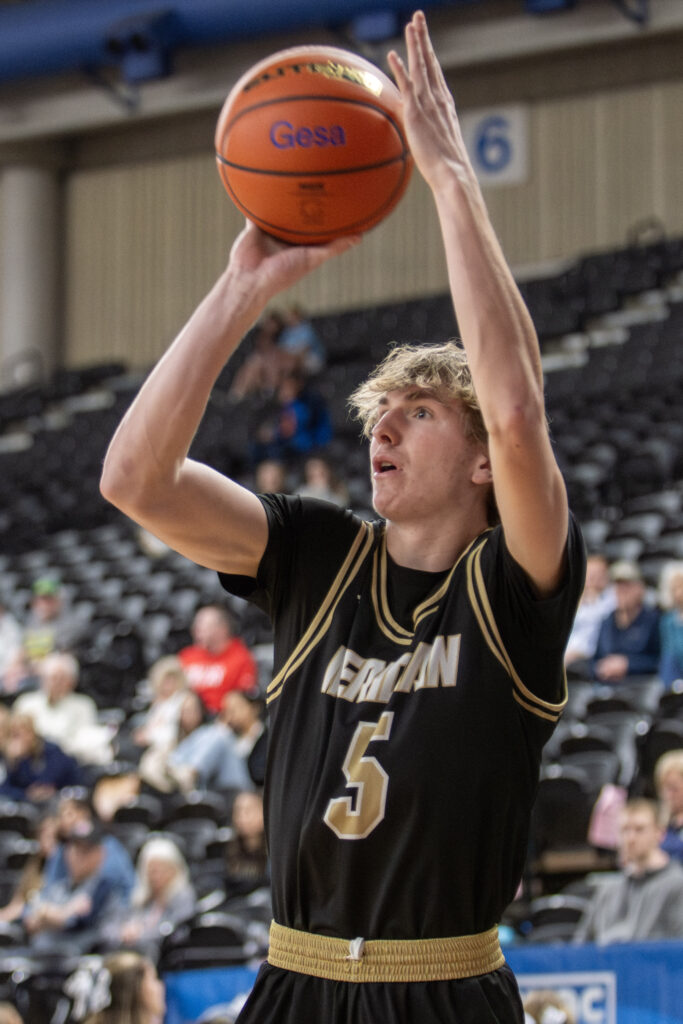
[228,219,361,304]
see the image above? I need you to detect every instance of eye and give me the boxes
[414,406,431,419]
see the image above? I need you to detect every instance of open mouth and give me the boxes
[373,459,398,476]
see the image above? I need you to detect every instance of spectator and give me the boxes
[22,577,86,666]
[135,689,203,792]
[221,688,268,787]
[24,820,134,955]
[573,798,683,944]
[593,560,660,683]
[224,789,269,899]
[296,454,349,508]
[228,309,287,401]
[523,990,575,1024]
[103,836,195,959]
[162,689,252,793]
[0,712,82,802]
[0,810,59,923]
[132,656,188,753]
[278,304,326,377]
[658,561,683,688]
[655,749,683,862]
[74,950,165,1024]
[564,553,615,671]
[251,369,332,466]
[43,790,136,895]
[178,605,257,715]
[137,689,208,794]
[13,652,113,765]
[253,458,288,494]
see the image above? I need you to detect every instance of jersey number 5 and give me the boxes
[323,712,394,840]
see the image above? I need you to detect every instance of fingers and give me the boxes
[390,10,447,99]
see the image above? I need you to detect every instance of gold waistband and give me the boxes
[267,921,505,983]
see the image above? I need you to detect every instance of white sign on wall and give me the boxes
[461,104,529,186]
[517,972,617,1024]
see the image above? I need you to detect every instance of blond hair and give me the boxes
[147,655,187,697]
[658,560,683,609]
[348,341,487,446]
[655,749,683,790]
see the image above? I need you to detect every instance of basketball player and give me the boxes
[101,11,585,1023]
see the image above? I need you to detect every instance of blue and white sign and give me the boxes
[517,971,617,1024]
[461,104,529,186]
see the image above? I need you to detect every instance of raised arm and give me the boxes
[388,13,568,595]
[100,221,358,576]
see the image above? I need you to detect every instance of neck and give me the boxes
[616,606,640,628]
[629,848,669,877]
[385,514,488,572]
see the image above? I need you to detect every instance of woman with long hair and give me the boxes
[103,835,195,958]
[79,951,165,1024]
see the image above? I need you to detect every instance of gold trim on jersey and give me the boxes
[467,542,566,723]
[372,531,484,645]
[266,520,375,704]
[268,920,505,983]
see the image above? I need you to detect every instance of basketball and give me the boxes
[215,45,413,245]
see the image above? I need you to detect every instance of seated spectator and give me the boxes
[593,560,660,683]
[221,688,268,788]
[278,304,326,377]
[564,553,615,672]
[102,835,195,959]
[658,561,683,688]
[253,458,289,494]
[224,789,269,899]
[4,577,87,692]
[137,689,208,794]
[43,790,136,894]
[24,820,134,955]
[162,691,252,794]
[655,749,683,862]
[296,454,349,508]
[0,712,82,802]
[13,651,113,765]
[0,810,59,923]
[251,369,332,466]
[70,950,165,1024]
[132,656,189,754]
[573,797,683,944]
[178,605,257,715]
[228,309,287,401]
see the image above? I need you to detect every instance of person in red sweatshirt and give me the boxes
[178,604,257,714]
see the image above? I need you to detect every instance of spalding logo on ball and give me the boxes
[215,45,413,245]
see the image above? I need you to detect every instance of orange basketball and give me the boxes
[215,45,412,245]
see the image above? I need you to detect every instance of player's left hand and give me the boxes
[388,11,473,195]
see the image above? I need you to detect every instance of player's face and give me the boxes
[369,388,488,524]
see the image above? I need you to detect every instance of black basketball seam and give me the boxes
[217,153,411,240]
[215,152,406,177]
[218,93,409,158]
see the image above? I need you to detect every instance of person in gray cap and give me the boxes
[593,560,660,683]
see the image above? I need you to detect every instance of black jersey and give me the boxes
[221,495,585,941]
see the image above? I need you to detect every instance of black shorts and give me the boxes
[236,962,525,1024]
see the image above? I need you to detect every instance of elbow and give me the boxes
[99,448,147,516]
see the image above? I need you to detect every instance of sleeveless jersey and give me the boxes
[221,495,585,941]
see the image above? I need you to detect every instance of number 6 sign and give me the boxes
[461,104,529,186]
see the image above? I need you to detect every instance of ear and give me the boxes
[471,452,492,485]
